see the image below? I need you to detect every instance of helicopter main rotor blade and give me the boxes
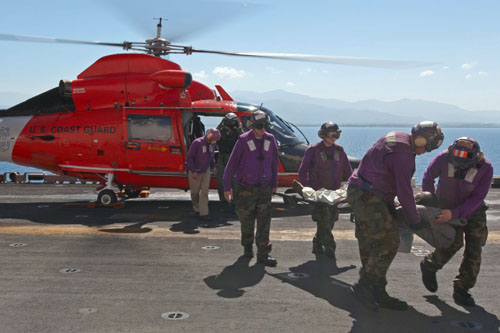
[190,49,437,69]
[0,33,437,68]
[0,33,130,49]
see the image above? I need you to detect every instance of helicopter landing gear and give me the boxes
[120,187,150,200]
[125,189,141,199]
[96,173,119,205]
[97,189,117,205]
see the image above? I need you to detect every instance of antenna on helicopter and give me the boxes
[144,17,172,57]
[153,17,165,39]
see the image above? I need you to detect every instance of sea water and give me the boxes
[298,126,499,183]
[1,127,498,184]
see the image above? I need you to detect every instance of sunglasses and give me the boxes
[254,123,268,130]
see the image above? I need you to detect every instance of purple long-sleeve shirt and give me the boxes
[186,137,216,173]
[222,130,279,191]
[298,142,353,190]
[348,131,420,224]
[422,150,493,219]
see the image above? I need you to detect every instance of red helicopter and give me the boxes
[0,19,429,205]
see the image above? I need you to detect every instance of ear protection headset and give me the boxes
[448,137,484,162]
[414,136,427,148]
[318,122,341,140]
[411,121,444,152]
[223,112,240,128]
[205,128,221,142]
[249,110,269,129]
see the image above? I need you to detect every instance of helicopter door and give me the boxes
[125,112,184,175]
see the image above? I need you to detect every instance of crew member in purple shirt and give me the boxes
[419,137,493,307]
[298,122,352,261]
[186,128,221,221]
[223,110,279,266]
[347,121,444,311]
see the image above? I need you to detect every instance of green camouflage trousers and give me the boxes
[216,153,231,202]
[236,185,273,257]
[423,204,488,291]
[311,203,338,251]
[347,185,400,287]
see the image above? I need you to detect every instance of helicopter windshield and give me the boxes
[237,104,305,147]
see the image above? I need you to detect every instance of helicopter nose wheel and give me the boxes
[97,189,118,205]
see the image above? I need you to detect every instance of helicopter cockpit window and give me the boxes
[241,116,251,131]
[241,112,303,147]
[127,115,172,142]
[266,112,302,147]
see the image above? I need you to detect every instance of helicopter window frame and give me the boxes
[126,114,173,142]
[266,112,302,147]
[240,112,303,147]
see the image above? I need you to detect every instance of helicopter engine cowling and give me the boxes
[70,76,128,111]
[59,80,72,97]
[150,70,192,89]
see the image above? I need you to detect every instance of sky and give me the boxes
[1,0,500,111]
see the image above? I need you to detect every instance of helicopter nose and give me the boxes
[279,142,308,173]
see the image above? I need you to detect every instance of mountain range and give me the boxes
[230,90,500,127]
[2,90,500,126]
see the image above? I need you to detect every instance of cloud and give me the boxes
[300,67,313,74]
[212,66,247,79]
[461,62,477,70]
[420,70,435,77]
[193,70,208,80]
[443,66,449,70]
[286,82,295,87]
[478,71,488,77]
[465,74,472,79]
[265,66,280,74]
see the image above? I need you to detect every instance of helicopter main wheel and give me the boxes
[97,189,117,205]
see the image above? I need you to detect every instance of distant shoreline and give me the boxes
[297,123,500,128]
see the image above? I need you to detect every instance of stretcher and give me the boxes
[274,188,353,217]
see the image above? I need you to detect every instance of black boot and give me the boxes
[351,281,379,312]
[374,287,409,311]
[243,245,254,258]
[420,260,438,292]
[257,255,277,267]
[453,287,476,307]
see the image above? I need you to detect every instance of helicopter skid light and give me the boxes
[151,70,192,89]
